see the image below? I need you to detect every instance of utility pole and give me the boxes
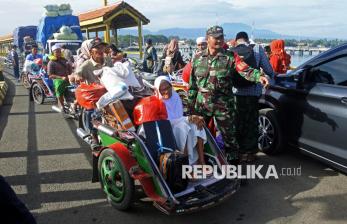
[251,20,255,40]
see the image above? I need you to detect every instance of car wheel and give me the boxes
[31,83,45,104]
[98,148,135,210]
[258,108,283,155]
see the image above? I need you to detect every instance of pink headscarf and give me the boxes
[166,39,179,57]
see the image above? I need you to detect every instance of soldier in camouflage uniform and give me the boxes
[188,26,269,162]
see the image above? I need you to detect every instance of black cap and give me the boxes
[235,31,249,41]
[89,40,108,50]
[146,38,152,45]
[109,44,122,53]
[206,25,224,38]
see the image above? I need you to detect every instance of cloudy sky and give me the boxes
[0,0,346,39]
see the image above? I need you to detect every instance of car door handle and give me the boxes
[341,97,347,105]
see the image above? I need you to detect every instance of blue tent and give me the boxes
[36,15,83,47]
[13,26,37,52]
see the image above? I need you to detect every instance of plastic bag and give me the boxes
[23,60,34,73]
[58,9,73,16]
[60,26,72,34]
[44,4,59,11]
[133,96,167,125]
[59,3,71,11]
[96,82,134,109]
[98,62,141,89]
[53,33,78,40]
[75,83,107,110]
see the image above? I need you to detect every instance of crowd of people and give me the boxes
[2,24,296,223]
[7,25,294,164]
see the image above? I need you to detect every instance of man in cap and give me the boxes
[75,39,112,149]
[48,44,72,109]
[232,31,275,162]
[143,38,157,72]
[76,40,112,84]
[109,44,125,64]
[188,25,269,163]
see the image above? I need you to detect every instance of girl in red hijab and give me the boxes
[269,39,291,74]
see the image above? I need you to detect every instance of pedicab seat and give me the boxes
[141,120,177,161]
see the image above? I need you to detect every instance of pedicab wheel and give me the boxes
[98,148,135,210]
[21,72,30,89]
[78,107,89,132]
[31,83,45,104]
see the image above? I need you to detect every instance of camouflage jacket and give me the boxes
[188,49,262,116]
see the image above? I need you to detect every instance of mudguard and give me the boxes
[96,142,166,204]
[107,142,137,171]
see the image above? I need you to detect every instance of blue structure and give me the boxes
[36,15,83,47]
[13,26,37,52]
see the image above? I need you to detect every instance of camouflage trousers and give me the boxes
[200,106,239,161]
[234,95,259,154]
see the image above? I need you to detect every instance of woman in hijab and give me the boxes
[154,76,206,165]
[269,39,291,74]
[159,39,186,73]
[76,39,93,69]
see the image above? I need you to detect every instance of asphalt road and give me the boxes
[0,70,346,224]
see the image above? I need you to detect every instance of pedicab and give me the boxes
[26,57,82,120]
[27,58,56,104]
[75,78,240,214]
[21,58,44,89]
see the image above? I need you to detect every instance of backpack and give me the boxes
[231,44,258,87]
[159,151,189,193]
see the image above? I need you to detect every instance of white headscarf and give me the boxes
[76,39,93,68]
[196,36,206,44]
[154,76,183,121]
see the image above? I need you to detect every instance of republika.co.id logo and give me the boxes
[182,165,302,180]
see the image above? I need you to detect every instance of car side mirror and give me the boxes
[291,68,307,89]
[293,69,304,82]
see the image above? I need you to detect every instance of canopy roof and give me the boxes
[0,34,14,43]
[78,1,150,29]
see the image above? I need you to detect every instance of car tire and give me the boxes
[258,108,284,155]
